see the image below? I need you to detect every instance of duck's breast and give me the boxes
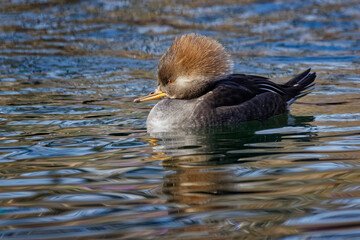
[146,97,211,132]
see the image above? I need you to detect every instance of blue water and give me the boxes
[1,1,360,239]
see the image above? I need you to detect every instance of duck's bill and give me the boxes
[133,89,166,103]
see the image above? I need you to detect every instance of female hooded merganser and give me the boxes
[134,34,316,132]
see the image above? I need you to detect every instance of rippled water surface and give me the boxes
[1,0,360,239]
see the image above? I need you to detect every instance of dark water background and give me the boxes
[1,0,360,239]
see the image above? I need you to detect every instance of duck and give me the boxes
[134,34,316,132]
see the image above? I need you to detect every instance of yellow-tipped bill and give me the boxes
[134,89,166,103]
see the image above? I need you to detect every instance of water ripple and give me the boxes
[0,0,359,239]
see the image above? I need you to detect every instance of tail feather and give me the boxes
[283,68,316,106]
[285,68,311,86]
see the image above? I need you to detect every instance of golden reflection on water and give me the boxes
[142,113,360,238]
[1,0,360,239]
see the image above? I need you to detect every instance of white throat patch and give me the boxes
[175,76,193,87]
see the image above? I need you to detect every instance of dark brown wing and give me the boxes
[215,92,287,123]
[195,70,316,125]
[209,69,316,108]
[207,74,286,108]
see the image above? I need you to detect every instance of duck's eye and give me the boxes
[168,79,174,84]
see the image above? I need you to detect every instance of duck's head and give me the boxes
[134,34,233,102]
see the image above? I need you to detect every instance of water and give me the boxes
[1,0,360,239]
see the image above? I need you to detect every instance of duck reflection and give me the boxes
[148,114,315,207]
[141,114,320,237]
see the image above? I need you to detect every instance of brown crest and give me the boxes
[158,34,233,85]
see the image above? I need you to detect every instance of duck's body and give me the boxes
[147,70,315,131]
[134,34,316,132]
